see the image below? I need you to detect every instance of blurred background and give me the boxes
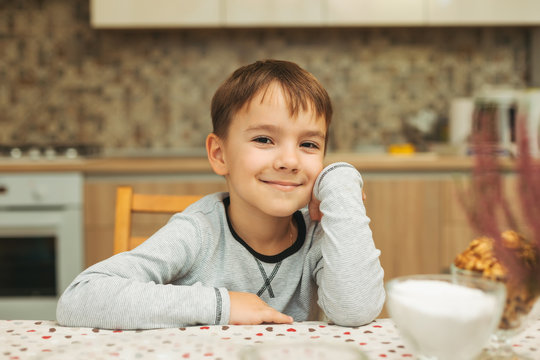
[1,0,540,320]
[1,0,538,155]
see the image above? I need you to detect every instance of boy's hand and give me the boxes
[309,189,366,221]
[229,291,293,325]
[308,196,323,221]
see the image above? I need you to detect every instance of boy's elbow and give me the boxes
[323,290,386,327]
[56,293,77,326]
[56,282,89,327]
[326,306,381,327]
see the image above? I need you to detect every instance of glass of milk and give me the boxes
[385,274,506,360]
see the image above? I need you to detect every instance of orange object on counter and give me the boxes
[388,143,416,155]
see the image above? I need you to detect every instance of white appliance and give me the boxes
[0,173,84,320]
[518,89,540,158]
[473,88,518,156]
[467,88,540,157]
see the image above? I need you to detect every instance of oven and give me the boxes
[0,173,83,320]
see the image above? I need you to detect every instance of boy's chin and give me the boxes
[266,200,309,218]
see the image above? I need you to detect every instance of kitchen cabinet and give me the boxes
[84,176,227,267]
[364,172,523,282]
[84,171,512,284]
[90,0,540,28]
[365,177,441,280]
[324,0,425,26]
[426,0,540,25]
[75,156,523,287]
[225,0,323,27]
[90,0,222,28]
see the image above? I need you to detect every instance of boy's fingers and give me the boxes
[308,197,322,221]
[264,309,293,324]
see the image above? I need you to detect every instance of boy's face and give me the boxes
[209,84,326,219]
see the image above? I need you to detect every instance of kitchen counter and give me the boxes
[0,153,518,174]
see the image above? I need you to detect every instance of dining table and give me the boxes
[2,317,539,359]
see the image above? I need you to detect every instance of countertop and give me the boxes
[0,153,517,174]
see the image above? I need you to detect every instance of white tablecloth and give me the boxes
[1,318,539,359]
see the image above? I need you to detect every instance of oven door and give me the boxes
[0,208,83,320]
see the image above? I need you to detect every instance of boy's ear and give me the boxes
[206,133,228,176]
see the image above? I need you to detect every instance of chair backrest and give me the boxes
[113,186,202,254]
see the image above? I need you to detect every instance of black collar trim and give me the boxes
[223,197,306,264]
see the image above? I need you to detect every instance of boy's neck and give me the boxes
[226,198,297,256]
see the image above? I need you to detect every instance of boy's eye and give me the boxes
[301,142,320,149]
[253,136,273,144]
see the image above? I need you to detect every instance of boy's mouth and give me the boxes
[260,179,301,192]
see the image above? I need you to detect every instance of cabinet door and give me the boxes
[325,0,425,26]
[84,179,227,267]
[224,0,323,26]
[427,0,540,25]
[90,0,222,28]
[364,177,442,280]
[439,174,526,268]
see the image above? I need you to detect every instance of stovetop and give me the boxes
[0,144,102,160]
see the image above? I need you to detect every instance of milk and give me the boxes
[387,279,500,360]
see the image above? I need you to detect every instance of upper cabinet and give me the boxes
[90,0,540,29]
[325,0,424,26]
[90,0,223,28]
[426,0,540,25]
[225,0,323,27]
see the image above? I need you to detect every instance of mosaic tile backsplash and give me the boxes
[0,0,530,153]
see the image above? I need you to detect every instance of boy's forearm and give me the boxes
[56,227,231,329]
[313,162,386,326]
[57,270,231,329]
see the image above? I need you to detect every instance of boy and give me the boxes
[57,59,385,329]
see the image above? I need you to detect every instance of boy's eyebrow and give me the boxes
[244,124,280,134]
[245,124,326,140]
[301,129,326,141]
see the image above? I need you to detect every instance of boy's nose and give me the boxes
[274,145,299,172]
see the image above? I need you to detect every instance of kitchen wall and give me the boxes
[0,0,530,153]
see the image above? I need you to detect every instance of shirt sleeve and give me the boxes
[56,214,230,329]
[311,162,385,326]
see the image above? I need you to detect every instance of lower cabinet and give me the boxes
[84,176,227,267]
[365,173,520,282]
[84,172,520,282]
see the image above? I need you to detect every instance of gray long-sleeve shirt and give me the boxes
[57,162,385,329]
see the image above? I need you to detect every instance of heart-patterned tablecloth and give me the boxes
[1,318,539,359]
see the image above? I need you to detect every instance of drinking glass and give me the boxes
[386,273,506,360]
[451,264,540,360]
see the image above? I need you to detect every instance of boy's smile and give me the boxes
[207,82,326,225]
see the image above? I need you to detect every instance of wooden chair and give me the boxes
[113,186,202,254]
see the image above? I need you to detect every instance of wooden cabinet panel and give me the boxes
[84,178,227,267]
[439,178,476,269]
[84,172,524,285]
[85,226,115,268]
[365,178,441,281]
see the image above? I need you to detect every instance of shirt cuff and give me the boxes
[214,287,230,325]
[313,162,361,200]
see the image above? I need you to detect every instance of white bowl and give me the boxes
[386,274,506,360]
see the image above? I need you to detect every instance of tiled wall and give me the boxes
[0,0,530,153]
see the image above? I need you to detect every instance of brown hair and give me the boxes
[211,59,333,143]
